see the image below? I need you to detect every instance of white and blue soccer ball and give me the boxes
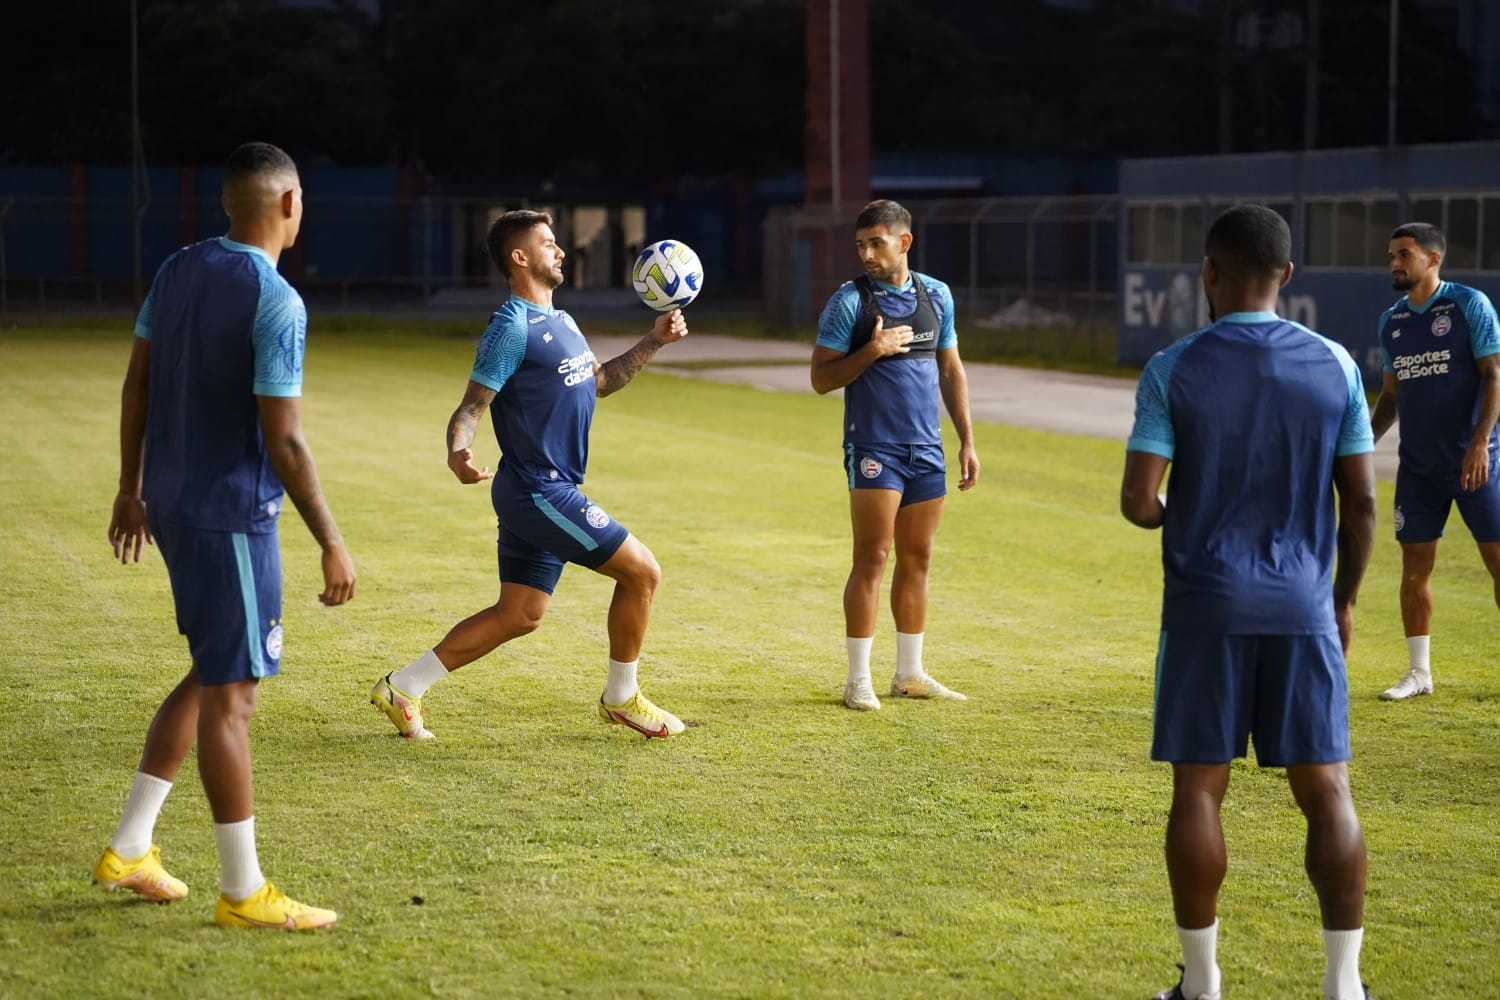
[631,239,703,312]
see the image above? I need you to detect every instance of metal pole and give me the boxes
[131,0,143,304]
[1387,0,1399,148]
[829,0,841,217]
[1303,0,1320,149]
[1219,0,1234,153]
[0,199,10,322]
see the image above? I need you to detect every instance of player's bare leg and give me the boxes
[1163,763,1230,1000]
[198,680,258,824]
[1383,541,1438,699]
[94,666,202,901]
[373,584,551,738]
[842,489,900,709]
[593,535,660,664]
[138,666,202,780]
[1475,539,1500,612]
[434,583,552,667]
[888,496,963,700]
[1287,762,1367,998]
[890,496,941,634]
[593,535,681,737]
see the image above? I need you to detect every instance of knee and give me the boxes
[850,545,890,578]
[619,550,661,596]
[896,542,934,571]
[200,681,258,724]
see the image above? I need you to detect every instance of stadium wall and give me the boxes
[1117,142,1500,380]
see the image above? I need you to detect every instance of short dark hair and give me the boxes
[486,209,553,276]
[855,199,911,232]
[223,142,297,183]
[1391,221,1445,255]
[1204,204,1291,278]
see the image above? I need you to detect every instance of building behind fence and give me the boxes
[7,143,1499,380]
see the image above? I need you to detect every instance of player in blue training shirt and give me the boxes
[1369,222,1500,701]
[810,199,979,713]
[1122,206,1376,1000]
[371,210,689,739]
[96,142,356,930]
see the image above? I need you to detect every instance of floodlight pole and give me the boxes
[130,0,143,304]
[1386,0,1399,148]
[829,0,841,218]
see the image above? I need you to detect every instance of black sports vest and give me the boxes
[847,273,941,362]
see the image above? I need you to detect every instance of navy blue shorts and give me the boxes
[1151,631,1350,767]
[493,482,630,595]
[150,516,283,686]
[843,442,946,507]
[1394,461,1500,543]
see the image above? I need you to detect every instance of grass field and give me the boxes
[2,320,1498,999]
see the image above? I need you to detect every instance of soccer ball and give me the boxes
[631,240,703,312]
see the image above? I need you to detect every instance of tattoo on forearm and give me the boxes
[597,338,662,397]
[272,436,342,548]
[448,408,480,452]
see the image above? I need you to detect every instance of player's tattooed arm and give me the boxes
[1370,372,1399,442]
[596,309,688,397]
[596,338,664,397]
[447,380,497,484]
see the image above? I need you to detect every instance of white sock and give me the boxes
[392,649,448,699]
[110,772,173,860]
[1176,921,1221,999]
[603,658,638,705]
[895,631,925,680]
[213,817,265,901]
[1406,635,1431,678]
[845,636,873,686]
[1322,927,1364,999]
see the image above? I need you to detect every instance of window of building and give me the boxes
[1303,196,1398,267]
[1406,193,1498,273]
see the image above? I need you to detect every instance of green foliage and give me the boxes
[2,325,1497,997]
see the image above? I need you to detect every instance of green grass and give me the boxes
[2,323,1497,998]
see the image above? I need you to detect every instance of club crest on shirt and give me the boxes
[860,457,883,479]
[265,623,284,661]
[584,504,610,529]
[1431,314,1452,337]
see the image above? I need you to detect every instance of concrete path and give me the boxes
[588,332,1401,479]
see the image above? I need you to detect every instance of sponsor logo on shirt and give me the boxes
[584,504,610,529]
[543,332,553,343]
[1432,314,1452,337]
[1391,348,1451,380]
[557,350,598,387]
[911,329,936,343]
[529,314,548,325]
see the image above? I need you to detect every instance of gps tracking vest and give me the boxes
[839,273,945,447]
[848,274,941,362]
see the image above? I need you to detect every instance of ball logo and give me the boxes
[584,504,610,529]
[860,457,883,479]
[1393,508,1406,533]
[1431,314,1452,337]
[265,624,284,661]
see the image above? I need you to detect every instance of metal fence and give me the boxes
[762,195,1121,361]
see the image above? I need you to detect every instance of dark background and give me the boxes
[3,0,1489,182]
